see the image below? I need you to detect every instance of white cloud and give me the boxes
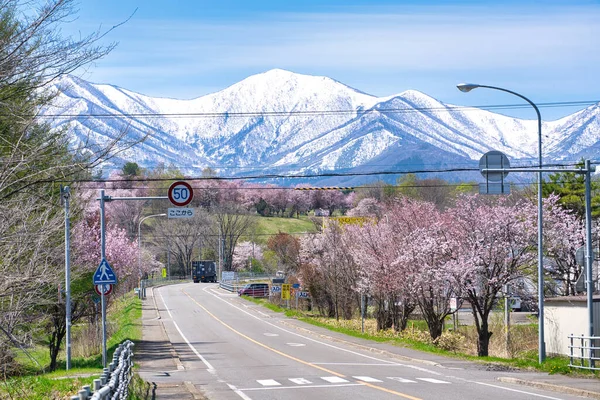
[106,6,600,72]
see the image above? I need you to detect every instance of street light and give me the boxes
[457,83,545,363]
[138,213,166,298]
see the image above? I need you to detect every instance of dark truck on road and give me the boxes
[192,260,217,283]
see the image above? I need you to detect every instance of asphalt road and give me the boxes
[152,283,587,400]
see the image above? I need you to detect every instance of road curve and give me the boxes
[152,282,585,400]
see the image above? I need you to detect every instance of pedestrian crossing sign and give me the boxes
[93,258,118,285]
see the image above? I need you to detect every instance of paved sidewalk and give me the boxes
[135,287,205,399]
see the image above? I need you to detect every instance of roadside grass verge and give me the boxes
[1,292,142,399]
[239,296,599,378]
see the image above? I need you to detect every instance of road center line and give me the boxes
[199,285,440,375]
[183,288,423,400]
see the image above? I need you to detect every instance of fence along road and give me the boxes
[150,282,587,400]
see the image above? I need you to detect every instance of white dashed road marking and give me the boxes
[257,379,281,386]
[354,376,383,382]
[416,378,450,384]
[388,377,417,383]
[321,376,350,383]
[289,378,312,385]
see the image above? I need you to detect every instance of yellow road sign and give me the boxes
[281,284,291,300]
[162,268,167,278]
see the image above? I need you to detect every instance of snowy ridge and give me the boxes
[44,69,600,180]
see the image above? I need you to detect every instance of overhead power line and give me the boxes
[49,161,588,186]
[36,99,599,120]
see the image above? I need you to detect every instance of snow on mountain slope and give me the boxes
[43,69,600,179]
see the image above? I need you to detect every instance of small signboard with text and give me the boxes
[281,284,291,300]
[168,208,195,218]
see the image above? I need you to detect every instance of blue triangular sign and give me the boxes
[93,258,117,285]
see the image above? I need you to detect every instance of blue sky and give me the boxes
[67,0,600,120]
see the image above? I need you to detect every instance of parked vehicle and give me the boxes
[238,283,269,297]
[192,260,217,283]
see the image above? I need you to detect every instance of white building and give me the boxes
[544,295,600,356]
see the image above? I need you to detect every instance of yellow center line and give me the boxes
[182,289,422,400]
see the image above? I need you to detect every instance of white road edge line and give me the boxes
[227,383,254,400]
[473,381,565,400]
[158,289,216,373]
[200,285,441,376]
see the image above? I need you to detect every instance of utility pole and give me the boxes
[99,189,107,368]
[61,185,72,370]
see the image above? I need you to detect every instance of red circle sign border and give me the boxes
[95,284,113,296]
[168,181,194,207]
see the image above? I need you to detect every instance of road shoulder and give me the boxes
[135,286,206,399]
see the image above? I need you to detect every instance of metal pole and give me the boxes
[361,293,365,334]
[99,189,107,368]
[138,222,142,299]
[457,83,545,363]
[62,186,72,370]
[167,238,171,279]
[584,160,595,367]
[504,284,510,356]
[218,226,222,281]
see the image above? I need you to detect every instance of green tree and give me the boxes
[542,161,600,218]
[121,161,141,176]
[0,0,123,374]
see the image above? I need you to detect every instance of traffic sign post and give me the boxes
[93,258,117,285]
[168,181,194,207]
[94,284,113,296]
[479,150,510,195]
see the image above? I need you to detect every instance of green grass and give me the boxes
[252,215,317,243]
[238,296,599,378]
[0,374,99,400]
[1,293,142,399]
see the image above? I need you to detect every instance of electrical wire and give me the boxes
[35,99,599,120]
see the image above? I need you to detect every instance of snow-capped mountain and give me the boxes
[44,69,600,182]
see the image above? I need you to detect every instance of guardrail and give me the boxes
[219,281,244,293]
[140,276,191,298]
[70,340,135,400]
[568,334,599,370]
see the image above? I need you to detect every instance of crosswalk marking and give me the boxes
[257,379,281,386]
[321,376,349,383]
[416,378,450,384]
[289,378,312,385]
[353,376,383,382]
[387,377,417,383]
[252,376,452,388]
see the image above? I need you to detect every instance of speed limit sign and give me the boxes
[168,181,193,207]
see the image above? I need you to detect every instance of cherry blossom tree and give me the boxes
[232,241,262,271]
[346,197,382,218]
[448,195,536,356]
[388,199,460,339]
[267,233,301,275]
[300,222,358,319]
[346,219,414,331]
[71,209,139,290]
[525,195,585,296]
[288,185,313,217]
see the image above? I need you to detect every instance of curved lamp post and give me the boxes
[457,83,545,363]
[138,213,166,297]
